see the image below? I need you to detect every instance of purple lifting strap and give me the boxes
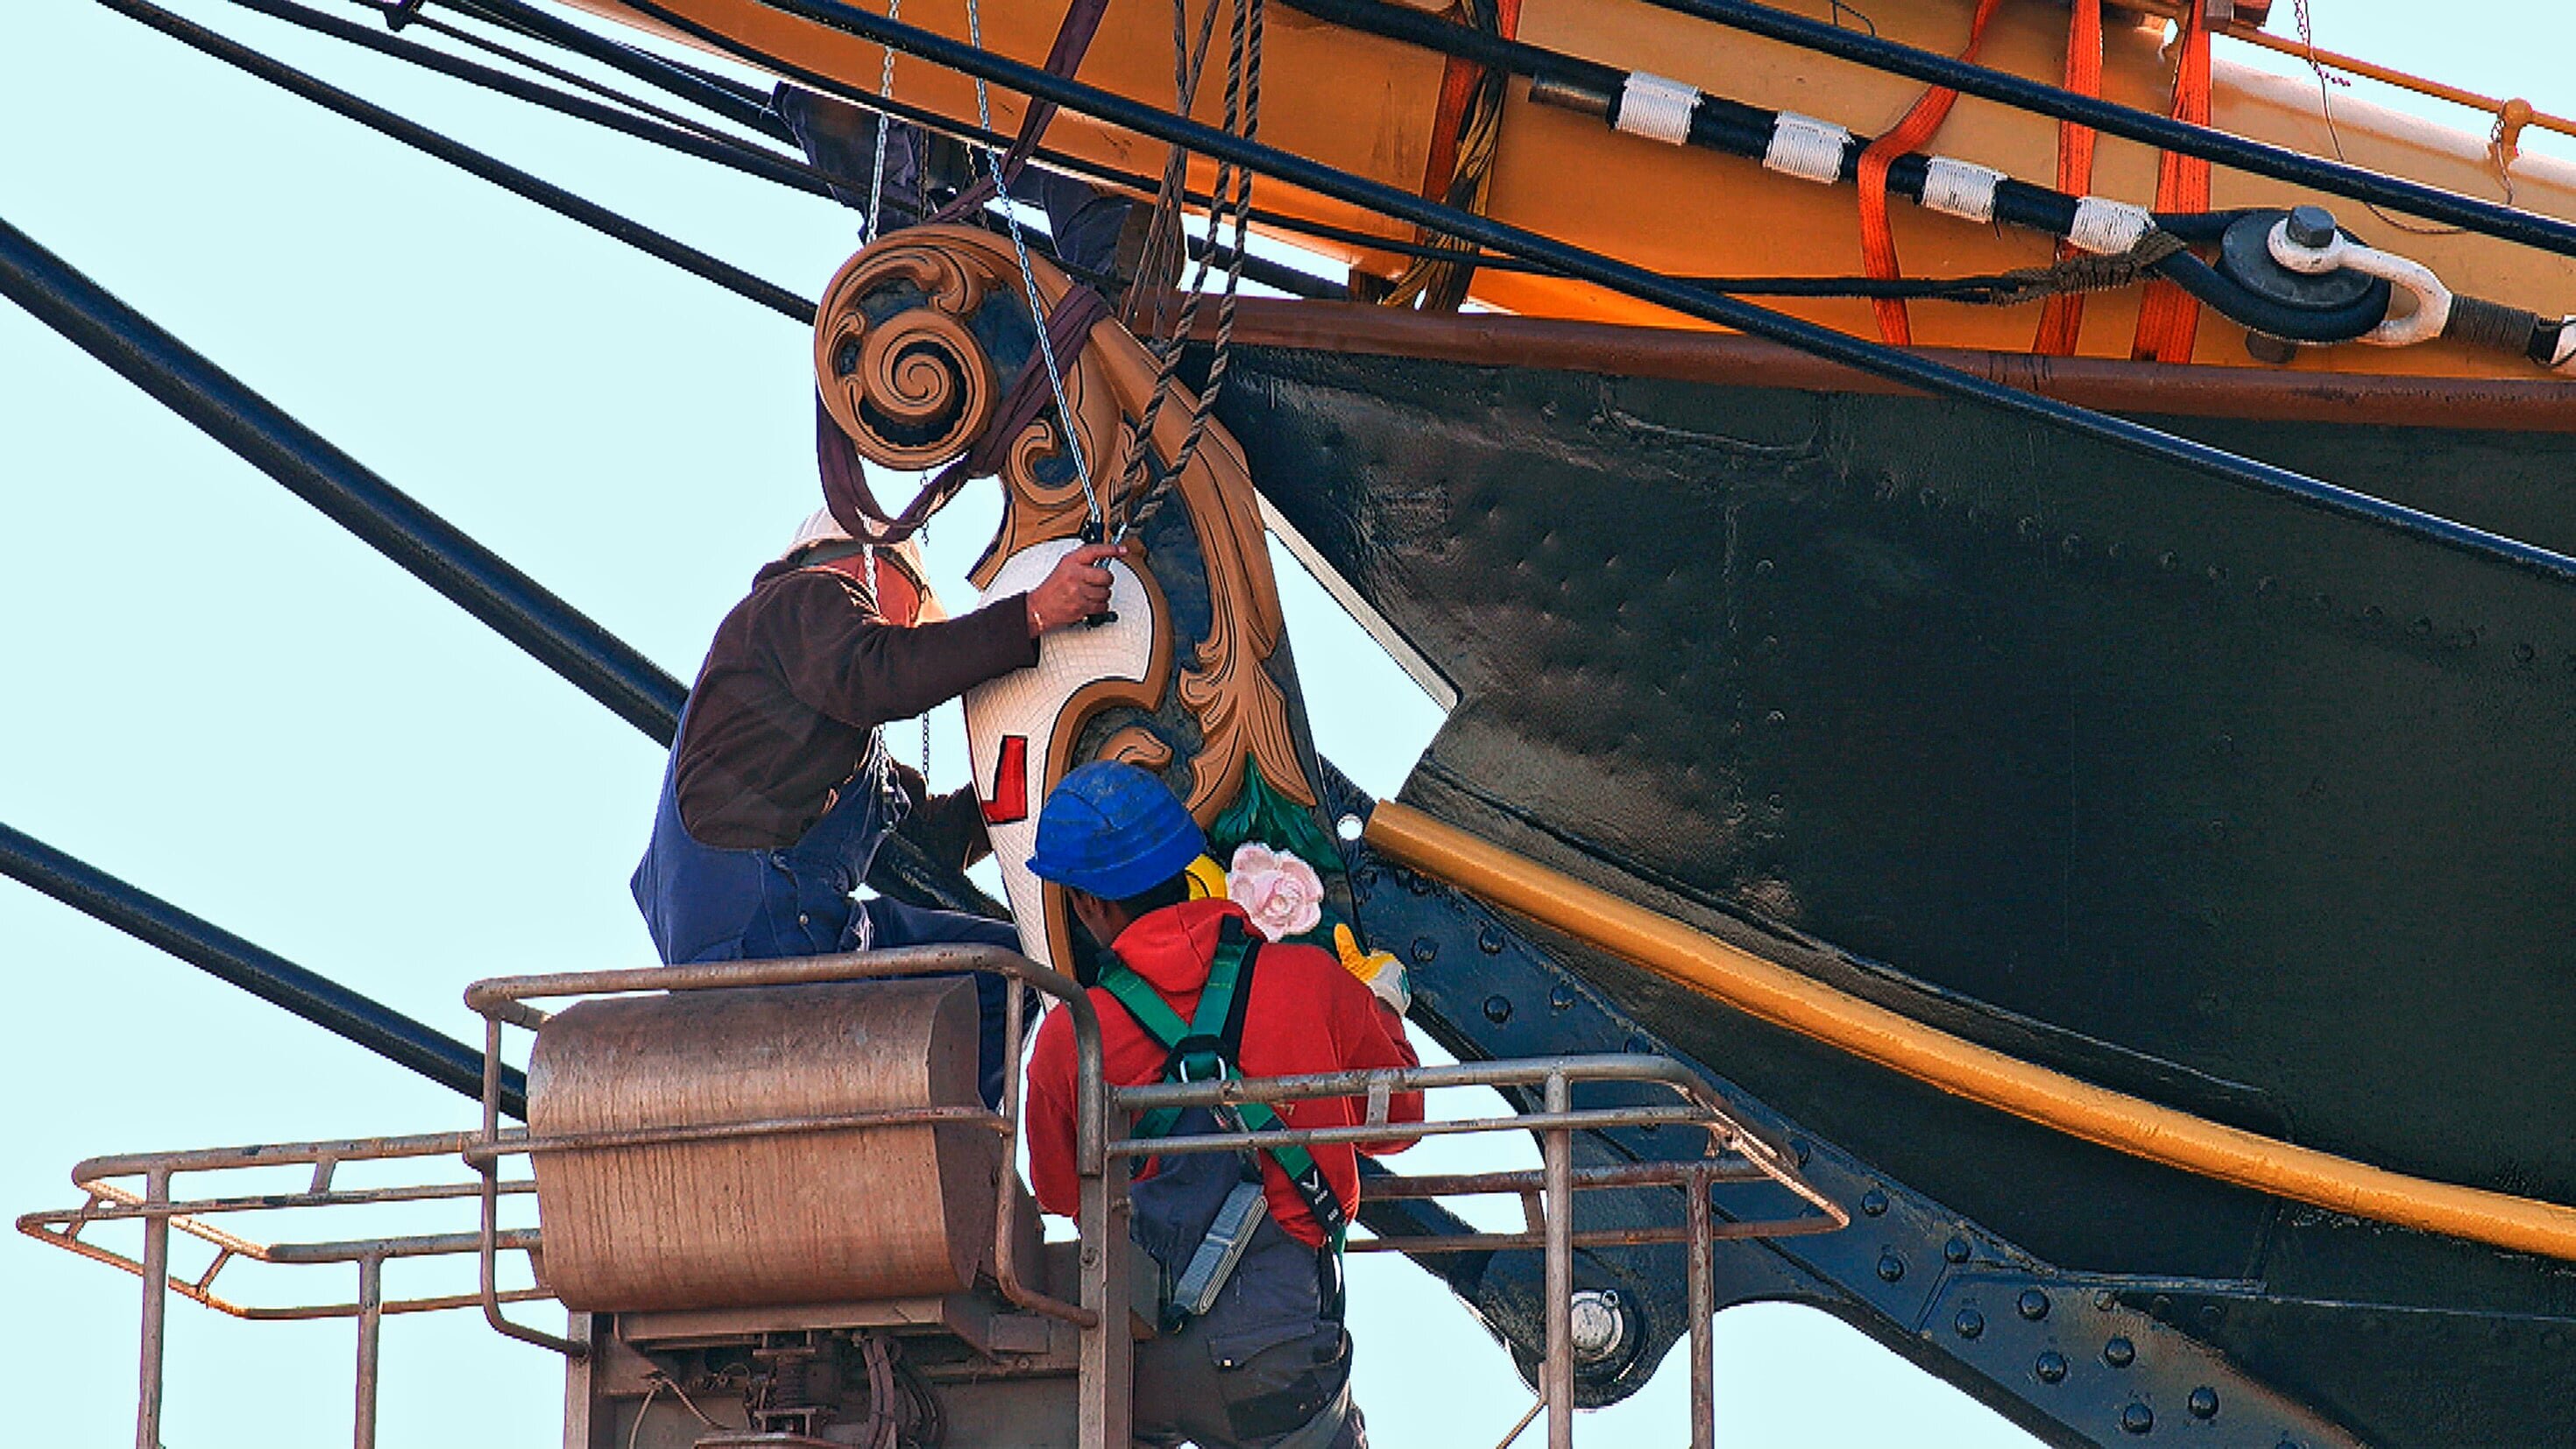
[930,0,1116,224]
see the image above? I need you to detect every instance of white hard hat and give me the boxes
[781,507,947,622]
[781,505,854,562]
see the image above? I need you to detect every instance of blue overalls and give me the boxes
[631,706,1018,1106]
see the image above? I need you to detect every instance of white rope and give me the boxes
[862,0,904,242]
[1919,156,2004,223]
[1763,112,1851,185]
[964,0,1100,526]
[2068,197,2155,256]
[1612,72,1700,146]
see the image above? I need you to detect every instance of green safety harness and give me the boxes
[1098,917,1349,1325]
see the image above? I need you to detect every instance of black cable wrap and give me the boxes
[591,0,2576,585]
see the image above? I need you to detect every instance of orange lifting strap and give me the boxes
[2132,0,2214,361]
[2033,0,2104,354]
[1421,0,1520,199]
[1855,0,2002,346]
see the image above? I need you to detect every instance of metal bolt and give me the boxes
[1860,1189,1888,1218]
[1410,937,1439,965]
[2035,1352,2069,1385]
[1547,985,1576,1013]
[2018,1289,2051,1322]
[1876,1253,1906,1283]
[1483,994,1514,1025]
[1943,1237,1971,1264]
[1954,1308,1985,1340]
[2104,1336,2136,1368]
[2188,1387,2219,1420]
[1477,926,1506,955]
[2121,1403,2155,1435]
[2243,330,2299,364]
[1568,1290,1627,1364]
[2285,204,2339,249]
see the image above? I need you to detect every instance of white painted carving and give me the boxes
[961,537,1158,970]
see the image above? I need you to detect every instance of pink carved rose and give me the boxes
[1227,843,1325,942]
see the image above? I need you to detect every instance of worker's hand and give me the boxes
[1334,922,1413,1016]
[1025,542,1123,636]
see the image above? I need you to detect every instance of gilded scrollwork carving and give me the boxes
[812,236,1001,474]
[810,224,1316,824]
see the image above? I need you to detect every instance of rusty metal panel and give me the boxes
[529,979,997,1311]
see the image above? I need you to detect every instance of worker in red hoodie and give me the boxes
[1023,762,1422,1449]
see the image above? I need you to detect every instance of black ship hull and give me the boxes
[1219,309,2576,1446]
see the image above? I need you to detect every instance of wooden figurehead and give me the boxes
[812,225,1365,976]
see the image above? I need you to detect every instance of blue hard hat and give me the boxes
[1027,761,1207,900]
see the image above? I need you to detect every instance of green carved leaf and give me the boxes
[1207,754,1345,878]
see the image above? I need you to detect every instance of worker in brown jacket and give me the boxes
[632,507,1119,1105]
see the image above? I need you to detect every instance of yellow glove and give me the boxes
[1184,854,1230,901]
[1334,922,1412,1015]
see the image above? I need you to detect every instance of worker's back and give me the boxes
[1025,897,1422,1244]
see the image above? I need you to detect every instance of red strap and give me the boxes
[1419,0,1521,204]
[1856,0,2003,347]
[2033,0,2103,355]
[2131,0,2213,362]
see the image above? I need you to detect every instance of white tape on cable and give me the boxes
[1764,111,1851,184]
[2553,321,2576,371]
[1615,72,1701,146]
[1919,157,2005,223]
[2068,197,2155,255]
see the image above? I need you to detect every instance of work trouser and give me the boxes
[859,895,1022,1109]
[774,83,1134,277]
[1132,1219,1366,1449]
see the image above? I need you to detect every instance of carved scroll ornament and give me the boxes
[812,226,1315,824]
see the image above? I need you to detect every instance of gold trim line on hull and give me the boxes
[1364,799,2576,1262]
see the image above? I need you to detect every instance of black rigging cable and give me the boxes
[616,0,2576,586]
[0,820,529,1117]
[0,211,688,743]
[378,2,768,151]
[0,208,1012,922]
[1611,0,2576,261]
[97,0,820,323]
[122,0,2576,579]
[249,0,2293,314]
[413,0,798,140]
[225,0,843,198]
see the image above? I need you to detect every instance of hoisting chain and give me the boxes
[1115,0,1263,542]
[964,0,1104,531]
[863,0,905,243]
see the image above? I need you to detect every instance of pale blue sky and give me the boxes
[4,3,2568,1445]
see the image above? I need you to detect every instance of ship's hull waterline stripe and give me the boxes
[1365,799,2576,1262]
